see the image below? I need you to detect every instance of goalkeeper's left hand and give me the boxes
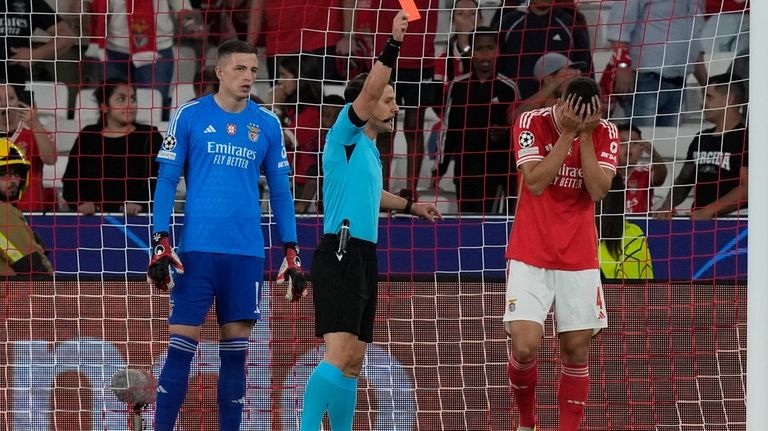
[277,242,306,302]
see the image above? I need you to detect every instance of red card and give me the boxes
[398,0,422,21]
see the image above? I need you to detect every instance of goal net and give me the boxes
[0,0,750,430]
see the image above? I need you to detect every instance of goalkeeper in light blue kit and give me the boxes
[146,39,306,431]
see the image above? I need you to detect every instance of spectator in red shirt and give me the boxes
[268,57,323,205]
[294,94,345,214]
[247,0,356,81]
[615,123,667,214]
[0,85,57,212]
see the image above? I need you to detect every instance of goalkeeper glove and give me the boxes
[277,242,306,302]
[147,232,184,291]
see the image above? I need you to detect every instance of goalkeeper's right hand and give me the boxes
[277,243,306,302]
[147,232,184,291]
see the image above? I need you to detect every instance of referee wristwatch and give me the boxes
[401,197,414,215]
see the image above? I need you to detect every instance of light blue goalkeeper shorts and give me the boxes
[168,252,265,326]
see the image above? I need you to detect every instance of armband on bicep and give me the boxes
[348,105,367,128]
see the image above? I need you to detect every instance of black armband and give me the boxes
[378,37,402,68]
[347,105,367,127]
[401,197,413,215]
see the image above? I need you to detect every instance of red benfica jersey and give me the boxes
[8,126,55,212]
[506,107,619,270]
[263,0,344,55]
[625,165,652,213]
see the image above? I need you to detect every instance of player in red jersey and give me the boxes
[504,78,618,431]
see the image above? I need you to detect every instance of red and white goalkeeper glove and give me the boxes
[147,232,184,291]
[277,242,306,302]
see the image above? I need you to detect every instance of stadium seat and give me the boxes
[171,84,196,108]
[323,84,345,98]
[42,155,69,190]
[135,88,164,126]
[174,45,198,85]
[252,80,272,102]
[52,118,83,154]
[24,81,69,119]
[75,87,101,123]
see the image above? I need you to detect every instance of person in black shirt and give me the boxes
[657,74,748,219]
[443,28,519,214]
[497,0,592,99]
[0,0,75,84]
[62,79,162,215]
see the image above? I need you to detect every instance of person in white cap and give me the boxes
[508,52,584,122]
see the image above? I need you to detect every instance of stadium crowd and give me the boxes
[0,0,750,276]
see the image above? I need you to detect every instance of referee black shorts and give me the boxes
[311,234,378,343]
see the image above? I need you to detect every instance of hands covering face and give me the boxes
[558,94,602,137]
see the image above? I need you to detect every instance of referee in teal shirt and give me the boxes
[300,10,442,431]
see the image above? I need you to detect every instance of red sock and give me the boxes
[558,362,590,431]
[508,356,538,428]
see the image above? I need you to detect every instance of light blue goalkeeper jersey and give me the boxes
[153,94,295,257]
[322,104,383,243]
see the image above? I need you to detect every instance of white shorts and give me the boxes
[503,259,608,333]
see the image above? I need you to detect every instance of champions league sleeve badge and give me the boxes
[162,135,177,151]
[518,131,535,148]
[247,123,261,143]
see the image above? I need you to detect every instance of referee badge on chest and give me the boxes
[247,123,260,143]
[226,124,237,136]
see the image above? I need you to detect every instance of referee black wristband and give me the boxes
[401,197,413,215]
[378,37,402,68]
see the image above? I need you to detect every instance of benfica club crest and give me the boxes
[130,21,151,48]
[247,123,260,143]
[226,124,237,136]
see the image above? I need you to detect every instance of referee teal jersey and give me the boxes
[322,104,383,243]
[155,94,293,256]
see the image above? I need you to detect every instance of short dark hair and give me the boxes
[471,27,498,47]
[615,122,642,138]
[217,39,258,61]
[562,77,601,113]
[454,0,478,7]
[343,73,395,103]
[323,94,345,107]
[708,73,746,106]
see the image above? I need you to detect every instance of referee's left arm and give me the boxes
[380,190,442,222]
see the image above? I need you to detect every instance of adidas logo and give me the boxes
[231,397,245,404]
[157,385,168,393]
[204,125,216,134]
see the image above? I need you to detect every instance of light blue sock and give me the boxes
[154,334,198,431]
[301,361,358,431]
[218,338,249,431]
